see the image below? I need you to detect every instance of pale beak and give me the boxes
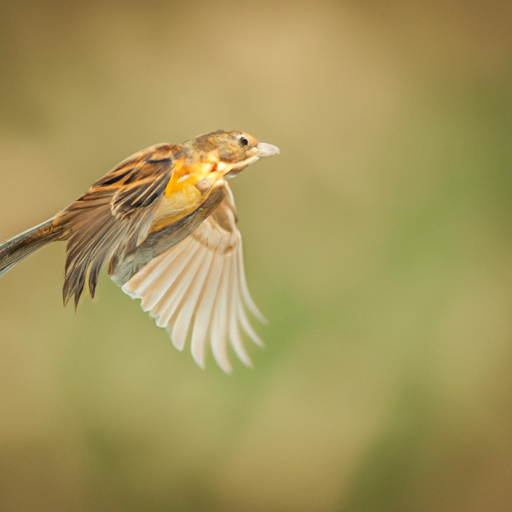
[257,142,280,158]
[225,142,279,179]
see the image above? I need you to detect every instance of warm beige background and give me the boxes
[1,1,512,511]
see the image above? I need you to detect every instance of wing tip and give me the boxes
[192,351,206,370]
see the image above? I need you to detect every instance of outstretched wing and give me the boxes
[55,144,181,307]
[122,180,265,373]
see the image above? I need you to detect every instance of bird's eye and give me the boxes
[239,135,250,147]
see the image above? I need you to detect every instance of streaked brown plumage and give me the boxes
[0,130,279,372]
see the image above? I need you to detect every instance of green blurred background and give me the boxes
[1,0,512,510]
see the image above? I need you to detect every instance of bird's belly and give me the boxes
[149,186,204,232]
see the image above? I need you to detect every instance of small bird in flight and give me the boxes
[0,130,279,372]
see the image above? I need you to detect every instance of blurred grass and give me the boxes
[1,0,512,511]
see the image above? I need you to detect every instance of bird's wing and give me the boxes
[122,180,265,373]
[55,144,181,306]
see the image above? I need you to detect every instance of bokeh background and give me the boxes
[1,1,512,510]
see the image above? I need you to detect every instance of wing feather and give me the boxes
[123,230,193,298]
[227,253,253,367]
[141,242,201,312]
[237,243,267,324]
[210,254,231,372]
[188,251,225,368]
[55,144,178,306]
[171,248,215,352]
[121,180,264,371]
[190,251,224,369]
[154,242,205,329]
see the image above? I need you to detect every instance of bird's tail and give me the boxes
[0,218,66,277]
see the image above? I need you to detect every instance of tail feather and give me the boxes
[0,218,65,277]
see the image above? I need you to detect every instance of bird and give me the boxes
[0,130,279,372]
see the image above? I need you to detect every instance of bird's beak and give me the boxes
[257,143,280,158]
[224,141,279,179]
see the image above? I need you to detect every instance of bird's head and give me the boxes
[184,130,279,178]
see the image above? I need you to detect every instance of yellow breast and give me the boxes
[150,160,219,232]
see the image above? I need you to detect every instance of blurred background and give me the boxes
[1,0,512,510]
